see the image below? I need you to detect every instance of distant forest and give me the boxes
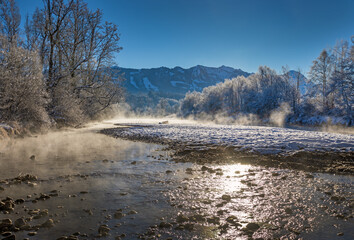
[179,40,353,126]
[0,0,353,132]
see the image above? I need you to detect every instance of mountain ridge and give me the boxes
[110,65,307,111]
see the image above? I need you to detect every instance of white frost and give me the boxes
[143,77,159,91]
[111,120,354,155]
[130,76,138,89]
[171,81,187,87]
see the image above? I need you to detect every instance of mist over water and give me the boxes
[0,118,352,239]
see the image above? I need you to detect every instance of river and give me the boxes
[0,121,353,240]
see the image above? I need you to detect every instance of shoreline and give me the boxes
[101,126,354,175]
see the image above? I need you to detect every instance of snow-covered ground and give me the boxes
[107,118,354,155]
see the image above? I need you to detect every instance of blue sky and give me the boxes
[17,0,354,74]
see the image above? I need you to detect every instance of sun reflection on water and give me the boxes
[218,163,252,193]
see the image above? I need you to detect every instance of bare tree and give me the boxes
[0,0,21,42]
[26,0,123,123]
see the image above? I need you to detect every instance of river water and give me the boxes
[0,121,353,240]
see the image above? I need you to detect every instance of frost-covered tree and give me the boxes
[26,0,123,124]
[180,66,295,120]
[308,50,333,112]
[180,91,203,117]
[329,40,354,124]
[0,35,50,128]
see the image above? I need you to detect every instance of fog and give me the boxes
[0,121,153,179]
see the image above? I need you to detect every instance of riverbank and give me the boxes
[101,121,354,175]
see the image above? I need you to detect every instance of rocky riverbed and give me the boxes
[0,122,353,239]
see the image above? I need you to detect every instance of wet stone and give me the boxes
[114,211,126,219]
[305,173,314,179]
[159,222,172,228]
[128,210,137,215]
[330,195,345,202]
[56,236,68,240]
[190,214,205,222]
[245,222,260,232]
[0,218,13,231]
[176,214,189,223]
[98,225,110,236]
[201,166,209,171]
[14,199,24,204]
[185,168,193,174]
[183,223,194,231]
[206,216,220,224]
[221,194,231,202]
[27,232,37,236]
[0,200,14,211]
[207,168,216,174]
[226,215,240,226]
[174,224,184,230]
[1,232,11,237]
[2,235,15,240]
[285,207,293,214]
[14,218,26,228]
[41,219,55,228]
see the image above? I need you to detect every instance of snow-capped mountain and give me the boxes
[287,70,309,95]
[110,65,309,111]
[112,65,251,99]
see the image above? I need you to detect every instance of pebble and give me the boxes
[285,207,293,214]
[14,217,26,228]
[41,218,55,228]
[245,222,260,232]
[114,212,126,219]
[98,225,110,236]
[2,235,15,240]
[128,210,137,215]
[221,194,231,201]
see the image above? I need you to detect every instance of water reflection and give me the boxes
[0,124,353,239]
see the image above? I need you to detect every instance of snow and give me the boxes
[130,76,138,89]
[171,81,187,87]
[142,77,159,91]
[109,119,354,155]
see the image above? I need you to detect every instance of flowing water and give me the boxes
[0,122,352,239]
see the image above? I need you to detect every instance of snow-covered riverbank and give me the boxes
[104,119,354,156]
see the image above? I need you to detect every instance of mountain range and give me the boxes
[110,65,307,110]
